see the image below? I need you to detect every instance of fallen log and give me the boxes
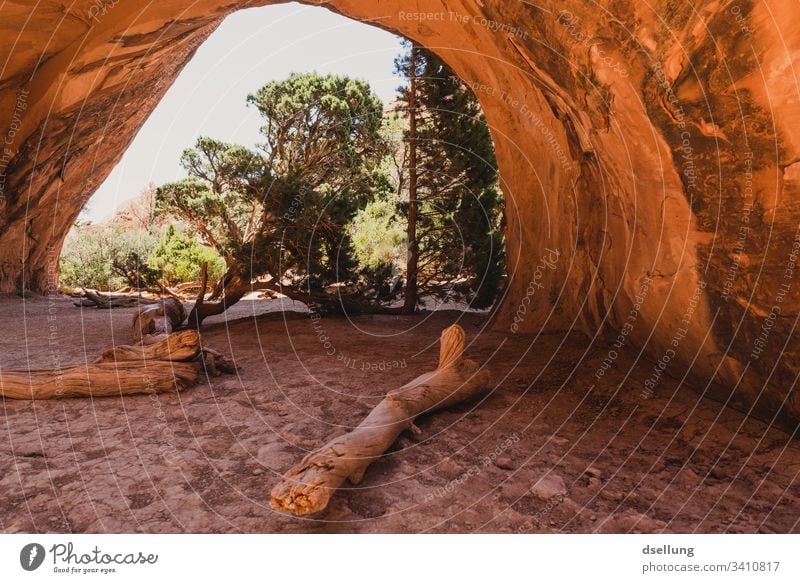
[0,361,198,399]
[96,328,202,363]
[0,330,235,399]
[73,289,159,309]
[270,324,491,516]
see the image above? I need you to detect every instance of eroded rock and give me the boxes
[0,0,798,429]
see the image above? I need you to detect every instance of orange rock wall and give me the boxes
[1,0,799,428]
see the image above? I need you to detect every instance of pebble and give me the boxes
[437,458,464,479]
[530,474,568,500]
[252,468,264,476]
[500,480,531,501]
[494,456,515,470]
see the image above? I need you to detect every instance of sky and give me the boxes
[84,2,404,221]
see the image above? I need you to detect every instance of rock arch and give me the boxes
[1,0,799,429]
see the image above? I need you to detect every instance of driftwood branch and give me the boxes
[96,328,202,363]
[0,330,236,400]
[131,298,186,344]
[73,289,159,309]
[270,324,490,515]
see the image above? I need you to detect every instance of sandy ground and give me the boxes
[0,294,798,533]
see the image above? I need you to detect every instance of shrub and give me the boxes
[148,225,225,286]
[60,224,159,290]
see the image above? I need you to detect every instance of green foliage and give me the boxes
[350,197,405,269]
[149,225,225,286]
[59,220,224,291]
[156,72,387,296]
[59,224,159,290]
[247,72,385,188]
[393,43,505,308]
[150,67,504,312]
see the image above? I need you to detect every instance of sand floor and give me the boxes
[0,295,798,533]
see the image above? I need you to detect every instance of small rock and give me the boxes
[252,468,264,476]
[588,477,602,490]
[530,474,568,500]
[494,456,515,470]
[600,489,624,502]
[601,511,666,534]
[437,458,464,479]
[500,480,531,502]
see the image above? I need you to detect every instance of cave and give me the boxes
[1,0,799,533]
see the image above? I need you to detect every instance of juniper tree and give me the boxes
[156,73,386,326]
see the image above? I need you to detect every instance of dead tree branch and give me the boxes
[0,330,236,400]
[270,324,490,515]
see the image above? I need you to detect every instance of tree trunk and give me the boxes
[402,44,420,315]
[270,324,490,515]
[208,261,240,301]
[187,262,249,329]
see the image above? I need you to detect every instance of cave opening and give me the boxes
[59,3,509,323]
[1,0,800,535]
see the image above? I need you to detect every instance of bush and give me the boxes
[350,196,406,270]
[60,224,159,290]
[148,225,225,286]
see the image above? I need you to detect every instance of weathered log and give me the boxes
[132,297,186,344]
[270,324,490,515]
[96,329,202,363]
[99,328,237,375]
[0,361,198,399]
[0,330,236,400]
[74,289,159,309]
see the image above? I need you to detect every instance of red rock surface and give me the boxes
[0,0,799,499]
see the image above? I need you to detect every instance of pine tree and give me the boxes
[393,42,504,310]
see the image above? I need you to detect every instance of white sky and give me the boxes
[84,2,404,221]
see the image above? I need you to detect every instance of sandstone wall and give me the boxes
[1,0,798,429]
